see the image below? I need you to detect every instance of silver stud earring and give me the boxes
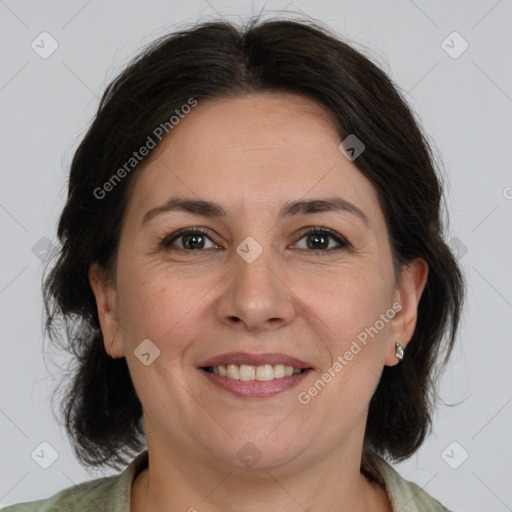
[395,342,404,361]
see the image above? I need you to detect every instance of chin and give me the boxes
[205,426,310,472]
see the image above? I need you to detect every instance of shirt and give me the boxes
[1,450,452,511]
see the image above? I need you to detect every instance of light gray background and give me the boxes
[1,1,511,510]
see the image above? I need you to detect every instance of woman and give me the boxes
[3,15,465,512]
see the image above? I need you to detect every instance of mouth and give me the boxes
[201,363,307,380]
[197,352,314,398]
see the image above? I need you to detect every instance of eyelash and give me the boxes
[160,226,350,255]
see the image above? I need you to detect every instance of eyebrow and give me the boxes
[141,196,369,227]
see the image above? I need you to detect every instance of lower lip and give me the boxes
[199,368,313,398]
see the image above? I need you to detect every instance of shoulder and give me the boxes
[0,474,118,512]
[0,450,148,512]
[371,454,453,512]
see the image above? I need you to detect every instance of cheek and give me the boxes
[299,275,391,433]
[312,270,392,406]
[115,263,200,354]
[300,262,391,348]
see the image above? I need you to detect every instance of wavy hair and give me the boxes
[42,15,466,477]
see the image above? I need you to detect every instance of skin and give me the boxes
[89,92,428,512]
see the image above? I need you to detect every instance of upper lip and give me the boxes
[199,352,312,369]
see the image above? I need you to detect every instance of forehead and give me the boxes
[125,92,382,226]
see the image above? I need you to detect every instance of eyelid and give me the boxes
[160,227,218,248]
[160,225,350,252]
[293,226,351,251]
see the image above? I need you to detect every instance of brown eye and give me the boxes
[160,226,349,255]
[161,228,217,251]
[294,227,349,254]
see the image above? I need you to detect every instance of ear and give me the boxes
[385,258,429,366]
[88,263,123,359]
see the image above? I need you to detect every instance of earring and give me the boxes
[110,337,117,359]
[395,342,404,361]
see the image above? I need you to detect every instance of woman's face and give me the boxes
[90,92,427,471]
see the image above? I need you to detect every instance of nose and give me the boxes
[215,245,296,332]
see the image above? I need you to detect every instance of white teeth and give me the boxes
[207,363,304,381]
[239,364,256,381]
[256,364,274,381]
[226,364,240,380]
[273,364,285,378]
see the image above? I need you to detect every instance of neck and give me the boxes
[131,424,392,512]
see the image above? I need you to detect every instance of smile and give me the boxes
[199,365,312,398]
[204,363,304,381]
